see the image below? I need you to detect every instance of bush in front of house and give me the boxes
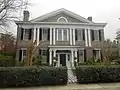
[0,66,67,87]
[0,55,15,67]
[75,66,120,83]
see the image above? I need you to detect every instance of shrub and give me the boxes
[0,66,67,87]
[75,66,120,83]
[0,55,15,67]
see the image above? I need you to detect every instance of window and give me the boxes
[76,29,83,41]
[42,28,48,41]
[56,28,68,41]
[63,29,67,41]
[58,29,62,41]
[93,50,100,59]
[24,29,29,40]
[41,50,47,56]
[94,30,99,41]
[22,49,27,60]
[57,16,68,23]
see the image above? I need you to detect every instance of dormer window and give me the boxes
[57,16,68,23]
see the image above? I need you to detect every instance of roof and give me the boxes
[30,8,94,23]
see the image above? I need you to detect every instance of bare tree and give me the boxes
[0,0,29,25]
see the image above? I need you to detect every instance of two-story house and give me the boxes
[15,8,107,67]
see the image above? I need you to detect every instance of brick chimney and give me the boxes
[23,10,29,21]
[87,16,92,21]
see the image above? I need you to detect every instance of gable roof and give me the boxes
[30,8,94,24]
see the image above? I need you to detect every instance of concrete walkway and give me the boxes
[1,83,120,90]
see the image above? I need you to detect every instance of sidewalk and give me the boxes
[1,83,120,90]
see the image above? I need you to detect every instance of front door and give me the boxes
[60,54,66,66]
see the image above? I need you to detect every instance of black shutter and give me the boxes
[47,49,49,64]
[99,30,102,41]
[28,29,32,40]
[39,28,42,40]
[19,50,22,61]
[77,50,79,62]
[82,29,85,40]
[48,28,50,40]
[21,28,24,40]
[75,29,77,41]
[39,49,41,56]
[91,30,94,41]
[84,50,86,62]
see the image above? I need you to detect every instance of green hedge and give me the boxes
[75,66,120,83]
[0,55,15,67]
[0,66,67,87]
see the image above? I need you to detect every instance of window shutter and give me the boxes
[82,29,85,40]
[77,50,79,62]
[19,50,22,61]
[75,29,77,40]
[39,49,41,55]
[99,30,102,41]
[39,28,42,40]
[28,29,32,40]
[47,49,49,64]
[91,30,94,41]
[48,28,50,40]
[84,50,86,62]
[21,28,24,40]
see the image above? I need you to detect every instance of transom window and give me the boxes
[57,16,68,23]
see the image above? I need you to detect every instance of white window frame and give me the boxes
[21,48,27,61]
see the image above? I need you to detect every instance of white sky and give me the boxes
[7,0,120,40]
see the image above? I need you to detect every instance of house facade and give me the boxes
[15,8,107,67]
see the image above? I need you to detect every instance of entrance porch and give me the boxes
[48,46,84,67]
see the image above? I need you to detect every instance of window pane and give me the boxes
[23,50,26,56]
[24,29,29,40]
[42,28,48,40]
[58,29,62,41]
[63,30,67,41]
[77,30,81,40]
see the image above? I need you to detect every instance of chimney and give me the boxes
[87,16,92,21]
[23,10,29,21]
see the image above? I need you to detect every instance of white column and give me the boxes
[67,29,69,41]
[70,28,72,45]
[62,29,64,41]
[53,28,56,45]
[57,29,58,41]
[85,29,88,47]
[53,50,56,57]
[71,50,74,67]
[58,54,60,67]
[88,29,91,47]
[49,49,52,66]
[23,28,25,40]
[50,28,52,45]
[37,28,39,45]
[73,28,75,45]
[33,27,36,42]
[75,50,77,58]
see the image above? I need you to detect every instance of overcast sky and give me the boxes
[7,0,120,40]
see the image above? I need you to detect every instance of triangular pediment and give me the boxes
[30,8,93,24]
